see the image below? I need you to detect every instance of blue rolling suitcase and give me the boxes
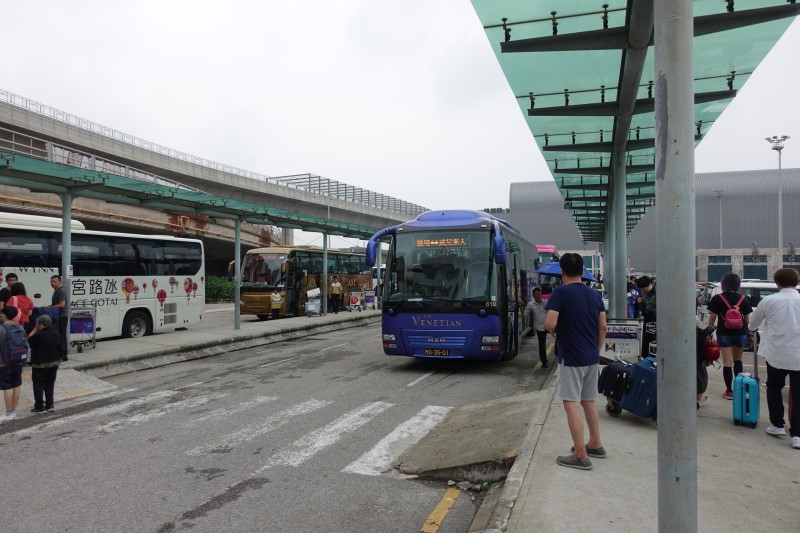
[619,357,658,420]
[733,334,760,428]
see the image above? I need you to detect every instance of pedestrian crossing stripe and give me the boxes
[258,401,394,471]
[342,405,452,476]
[185,399,331,457]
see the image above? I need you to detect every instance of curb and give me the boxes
[468,381,555,533]
[66,314,380,378]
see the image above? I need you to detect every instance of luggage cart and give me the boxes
[347,290,364,312]
[306,298,321,317]
[69,306,96,353]
[364,290,376,310]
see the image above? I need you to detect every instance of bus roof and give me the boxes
[0,213,85,230]
[245,246,362,255]
[399,210,522,234]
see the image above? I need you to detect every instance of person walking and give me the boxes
[706,273,752,400]
[27,314,62,413]
[0,306,27,422]
[330,276,342,314]
[545,253,608,470]
[528,288,549,368]
[48,275,68,361]
[8,282,34,332]
[747,268,800,449]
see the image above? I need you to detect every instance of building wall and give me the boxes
[506,168,800,275]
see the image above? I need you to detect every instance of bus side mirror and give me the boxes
[494,235,506,265]
[366,240,378,268]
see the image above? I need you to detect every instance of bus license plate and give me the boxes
[423,349,449,356]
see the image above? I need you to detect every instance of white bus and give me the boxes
[0,213,205,339]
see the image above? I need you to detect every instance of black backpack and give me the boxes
[1,322,30,365]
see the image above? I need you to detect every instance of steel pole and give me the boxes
[778,148,783,250]
[604,212,615,312]
[234,218,241,330]
[654,1,697,531]
[613,150,628,319]
[61,191,72,354]
[322,233,328,316]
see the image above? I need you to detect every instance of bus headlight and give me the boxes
[482,336,499,343]
[383,333,396,341]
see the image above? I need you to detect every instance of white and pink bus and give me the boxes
[0,213,204,339]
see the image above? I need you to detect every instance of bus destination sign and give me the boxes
[415,237,468,248]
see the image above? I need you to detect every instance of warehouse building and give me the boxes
[502,168,800,281]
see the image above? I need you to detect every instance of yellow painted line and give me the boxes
[62,388,94,399]
[420,487,460,533]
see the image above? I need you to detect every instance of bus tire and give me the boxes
[256,314,270,321]
[123,310,152,338]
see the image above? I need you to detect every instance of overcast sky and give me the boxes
[4,1,799,247]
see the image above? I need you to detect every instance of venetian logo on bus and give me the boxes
[410,316,463,328]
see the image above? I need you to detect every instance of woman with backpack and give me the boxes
[706,273,753,400]
[8,282,34,333]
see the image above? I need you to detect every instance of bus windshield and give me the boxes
[386,230,494,307]
[241,252,286,287]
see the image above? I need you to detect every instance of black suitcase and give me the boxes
[598,359,633,403]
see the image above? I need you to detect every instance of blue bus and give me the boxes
[365,210,537,361]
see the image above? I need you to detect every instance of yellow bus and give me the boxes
[238,246,371,319]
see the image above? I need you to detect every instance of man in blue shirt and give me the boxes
[545,253,608,470]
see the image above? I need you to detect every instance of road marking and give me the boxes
[259,358,294,368]
[343,405,452,476]
[407,372,435,387]
[4,390,177,439]
[96,392,227,434]
[258,401,393,471]
[176,377,221,389]
[515,374,534,396]
[183,396,278,428]
[321,343,349,351]
[421,488,461,533]
[186,399,331,456]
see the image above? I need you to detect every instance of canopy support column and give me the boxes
[654,0,697,531]
[612,151,628,319]
[234,218,241,330]
[60,191,73,354]
[322,233,328,316]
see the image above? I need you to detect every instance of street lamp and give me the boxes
[712,189,725,249]
[765,135,790,250]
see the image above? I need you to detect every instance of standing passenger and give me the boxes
[528,288,549,369]
[706,273,752,400]
[330,276,342,314]
[0,306,27,422]
[747,268,800,449]
[48,275,68,361]
[545,253,608,470]
[0,272,18,310]
[8,282,34,332]
[27,315,61,413]
[270,289,283,320]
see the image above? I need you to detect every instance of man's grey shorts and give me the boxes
[556,363,599,402]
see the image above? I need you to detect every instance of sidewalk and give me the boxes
[503,362,799,532]
[15,304,380,412]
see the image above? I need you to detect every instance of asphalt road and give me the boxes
[0,319,549,533]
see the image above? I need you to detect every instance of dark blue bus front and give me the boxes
[367,210,526,361]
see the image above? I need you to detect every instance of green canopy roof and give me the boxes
[470,0,798,240]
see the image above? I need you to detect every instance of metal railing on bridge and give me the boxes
[0,89,426,217]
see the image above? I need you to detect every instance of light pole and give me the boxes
[712,189,725,249]
[765,135,790,250]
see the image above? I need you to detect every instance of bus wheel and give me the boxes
[256,314,270,321]
[123,310,151,338]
